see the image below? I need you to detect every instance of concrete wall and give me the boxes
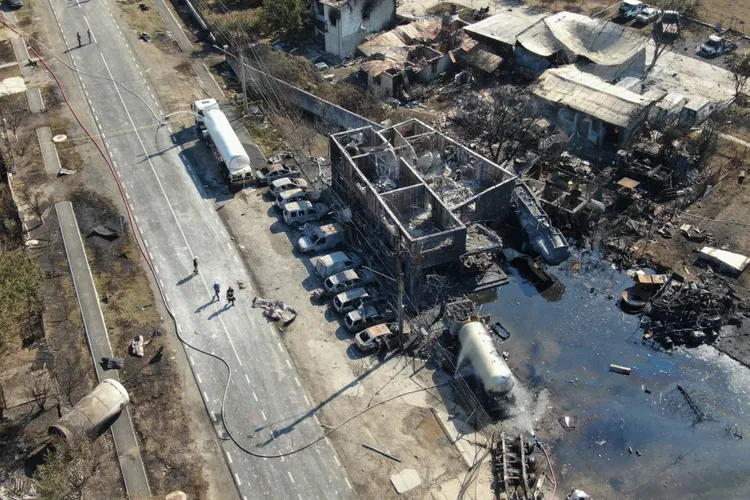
[229,57,380,131]
[320,0,397,57]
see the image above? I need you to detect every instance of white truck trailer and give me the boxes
[193,98,253,190]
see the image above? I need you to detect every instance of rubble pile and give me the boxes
[642,275,744,349]
[428,176,484,207]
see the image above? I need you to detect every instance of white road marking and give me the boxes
[286,359,292,369]
[345,478,352,489]
[159,279,164,287]
[278,342,283,352]
[304,394,310,406]
[98,53,245,367]
[153,265,159,273]
[189,355,194,365]
[209,410,216,422]
[203,391,209,401]
[334,455,341,467]
[226,451,233,464]
[234,473,241,486]
[295,377,300,387]
[83,16,96,43]
[253,391,258,402]
[245,374,251,384]
[196,374,202,384]
[125,192,130,199]
[261,410,267,421]
[287,471,295,484]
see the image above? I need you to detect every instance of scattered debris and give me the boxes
[130,335,151,357]
[642,274,742,348]
[101,356,123,370]
[363,443,401,462]
[58,168,77,176]
[610,364,632,375]
[699,247,750,275]
[390,469,421,494]
[139,32,152,42]
[252,296,297,325]
[88,225,120,240]
[566,489,591,500]
[558,415,578,429]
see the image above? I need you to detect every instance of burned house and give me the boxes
[314,0,397,57]
[358,13,476,98]
[330,119,517,292]
[464,7,548,59]
[533,66,654,148]
[514,11,646,80]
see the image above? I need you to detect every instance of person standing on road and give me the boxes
[76,32,82,48]
[226,286,235,307]
[213,282,220,301]
[87,29,92,44]
[193,256,199,274]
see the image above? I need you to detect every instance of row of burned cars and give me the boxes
[258,163,404,354]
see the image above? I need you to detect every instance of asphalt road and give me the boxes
[46,0,354,498]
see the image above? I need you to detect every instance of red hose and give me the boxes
[539,441,558,500]
[2,19,151,267]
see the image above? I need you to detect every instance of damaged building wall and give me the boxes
[316,0,397,57]
[330,119,513,292]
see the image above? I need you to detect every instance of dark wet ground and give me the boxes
[481,250,750,499]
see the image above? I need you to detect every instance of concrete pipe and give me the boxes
[49,379,130,440]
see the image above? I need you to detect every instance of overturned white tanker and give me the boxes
[457,321,515,396]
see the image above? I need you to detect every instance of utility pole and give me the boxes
[395,234,405,353]
[239,47,248,116]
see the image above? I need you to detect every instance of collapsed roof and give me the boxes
[534,66,653,128]
[464,7,548,46]
[358,18,476,76]
[517,11,646,68]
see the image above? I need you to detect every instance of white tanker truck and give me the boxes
[192,98,254,190]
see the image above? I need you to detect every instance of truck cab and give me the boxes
[618,0,643,19]
[192,98,220,129]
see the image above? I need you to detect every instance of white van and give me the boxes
[275,188,308,209]
[312,251,363,279]
[297,224,345,253]
[282,201,329,226]
[332,288,372,314]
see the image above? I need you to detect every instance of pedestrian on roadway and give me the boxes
[226,286,235,307]
[76,32,82,48]
[213,282,220,301]
[193,256,199,274]
[87,29,92,44]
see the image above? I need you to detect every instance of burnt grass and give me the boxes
[71,188,209,497]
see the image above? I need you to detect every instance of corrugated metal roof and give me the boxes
[464,8,548,46]
[534,66,652,128]
[517,11,646,66]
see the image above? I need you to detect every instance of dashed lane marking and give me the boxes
[286,359,292,369]
[253,391,258,402]
[209,410,216,422]
[234,473,241,486]
[196,374,202,384]
[345,478,352,490]
[226,452,233,464]
[287,471,295,484]
[295,377,300,387]
[261,410,267,421]
[245,374,251,384]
